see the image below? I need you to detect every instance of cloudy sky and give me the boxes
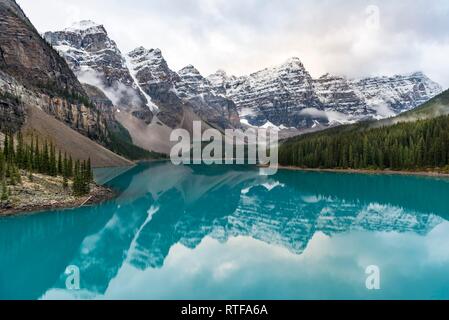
[18,0,449,87]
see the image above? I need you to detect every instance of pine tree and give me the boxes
[49,143,56,176]
[28,160,33,182]
[72,160,81,196]
[8,134,15,163]
[58,150,63,176]
[42,141,49,174]
[34,136,40,171]
[68,156,73,178]
[63,152,68,178]
[0,132,86,190]
[13,165,21,185]
[3,133,8,160]
[63,175,68,189]
[29,137,34,169]
[279,115,449,171]
[71,159,91,196]
[1,180,8,201]
[0,153,5,180]
[16,132,24,166]
[86,158,93,183]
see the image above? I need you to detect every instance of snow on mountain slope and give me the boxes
[126,47,180,88]
[45,20,443,134]
[126,47,240,129]
[125,47,185,128]
[352,72,443,116]
[176,64,211,98]
[64,20,105,33]
[175,65,240,129]
[124,53,159,113]
[313,73,372,119]
[208,58,322,129]
[44,21,153,124]
[208,59,443,130]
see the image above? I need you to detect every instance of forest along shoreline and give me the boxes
[0,132,118,218]
[276,165,449,178]
[0,178,116,217]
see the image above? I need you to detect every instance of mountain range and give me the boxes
[209,67,442,128]
[43,20,443,152]
[0,0,445,159]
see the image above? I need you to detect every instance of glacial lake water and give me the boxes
[1,162,449,300]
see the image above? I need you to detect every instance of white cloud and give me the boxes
[77,68,141,107]
[17,0,449,88]
[299,108,354,124]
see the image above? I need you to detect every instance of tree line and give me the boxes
[1,132,93,200]
[279,115,449,172]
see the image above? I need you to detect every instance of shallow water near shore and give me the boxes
[1,162,449,300]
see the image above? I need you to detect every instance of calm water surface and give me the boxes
[1,163,449,300]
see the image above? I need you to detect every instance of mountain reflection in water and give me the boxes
[1,162,449,300]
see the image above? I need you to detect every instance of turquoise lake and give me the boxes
[1,162,449,300]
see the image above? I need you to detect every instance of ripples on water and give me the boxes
[1,163,449,300]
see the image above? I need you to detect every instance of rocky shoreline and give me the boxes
[0,173,116,217]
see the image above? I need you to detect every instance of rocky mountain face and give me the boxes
[82,83,114,111]
[0,71,26,132]
[0,1,147,164]
[126,47,241,130]
[0,0,85,96]
[208,59,443,129]
[43,18,442,137]
[43,21,153,124]
[175,65,240,129]
[0,65,110,143]
[126,47,184,128]
[45,24,241,131]
[80,82,128,135]
[352,72,443,115]
[209,58,323,129]
[0,1,107,137]
[312,74,373,122]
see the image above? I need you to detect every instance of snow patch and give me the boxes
[260,121,281,131]
[64,20,106,35]
[125,54,159,112]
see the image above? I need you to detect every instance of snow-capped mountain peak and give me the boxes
[127,47,170,76]
[208,57,443,129]
[176,65,209,98]
[212,69,228,77]
[125,47,240,129]
[68,20,99,29]
[178,64,201,76]
[282,56,305,68]
[126,47,178,85]
[45,19,443,134]
[207,69,236,96]
[128,47,163,60]
[409,71,425,77]
[44,23,153,123]
[64,20,107,35]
